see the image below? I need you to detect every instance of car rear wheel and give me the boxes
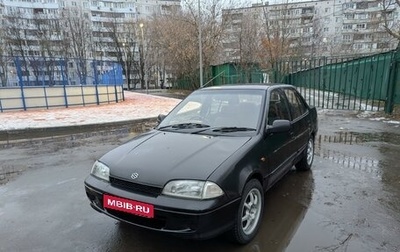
[296,137,314,171]
[230,179,264,244]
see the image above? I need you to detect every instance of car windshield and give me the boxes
[157,89,264,134]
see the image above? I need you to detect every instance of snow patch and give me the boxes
[0,91,181,131]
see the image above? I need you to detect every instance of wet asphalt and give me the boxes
[0,110,399,252]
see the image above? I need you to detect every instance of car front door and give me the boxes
[262,89,294,186]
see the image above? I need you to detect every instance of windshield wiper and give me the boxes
[211,127,256,133]
[158,123,210,130]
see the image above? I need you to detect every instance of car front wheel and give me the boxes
[296,137,314,171]
[230,179,264,244]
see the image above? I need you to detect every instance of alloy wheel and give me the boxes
[241,188,262,235]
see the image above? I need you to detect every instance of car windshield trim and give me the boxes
[191,126,257,135]
[158,123,211,131]
[211,127,256,132]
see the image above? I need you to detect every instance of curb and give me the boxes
[0,117,158,147]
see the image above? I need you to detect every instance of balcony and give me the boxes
[301,7,314,17]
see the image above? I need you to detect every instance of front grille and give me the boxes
[110,176,162,197]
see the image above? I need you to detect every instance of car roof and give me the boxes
[200,83,293,91]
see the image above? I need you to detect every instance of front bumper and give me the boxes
[84,175,240,240]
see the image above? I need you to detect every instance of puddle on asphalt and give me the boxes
[0,131,140,185]
[315,131,400,180]
[351,132,400,146]
[317,131,400,146]
[317,132,362,145]
[317,148,382,178]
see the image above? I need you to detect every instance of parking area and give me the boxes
[0,92,399,251]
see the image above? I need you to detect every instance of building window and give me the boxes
[343,24,352,30]
[343,3,355,9]
[358,13,367,19]
[343,35,352,42]
[354,43,364,49]
[356,23,366,29]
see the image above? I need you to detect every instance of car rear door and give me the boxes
[282,88,310,156]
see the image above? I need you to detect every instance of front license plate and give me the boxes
[103,194,154,218]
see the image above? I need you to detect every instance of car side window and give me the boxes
[267,90,291,125]
[284,88,307,120]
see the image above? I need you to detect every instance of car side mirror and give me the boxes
[157,114,166,124]
[266,120,291,134]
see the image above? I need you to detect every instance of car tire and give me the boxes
[296,137,314,171]
[230,179,264,244]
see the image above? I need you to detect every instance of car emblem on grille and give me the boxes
[131,172,139,180]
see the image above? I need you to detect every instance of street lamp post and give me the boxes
[139,23,148,94]
[198,0,203,88]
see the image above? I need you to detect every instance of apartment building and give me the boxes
[0,0,180,86]
[337,0,397,55]
[0,0,180,57]
[222,0,399,61]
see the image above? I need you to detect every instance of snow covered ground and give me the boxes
[299,88,400,126]
[298,87,385,112]
[346,105,400,126]
[0,91,180,131]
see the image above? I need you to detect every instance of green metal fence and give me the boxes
[209,63,265,86]
[175,50,400,114]
[274,49,400,113]
[174,63,265,89]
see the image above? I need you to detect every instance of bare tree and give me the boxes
[61,7,93,85]
[150,10,200,89]
[150,0,231,89]
[221,10,264,82]
[260,2,294,70]
[380,0,400,46]
[28,10,63,86]
[3,9,67,86]
[106,14,140,90]
[3,11,32,86]
[147,17,170,89]
[0,26,9,86]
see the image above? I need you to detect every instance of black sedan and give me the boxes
[84,84,318,244]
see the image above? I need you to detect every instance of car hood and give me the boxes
[100,131,251,187]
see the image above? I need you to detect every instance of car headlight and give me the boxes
[90,160,110,182]
[162,180,224,199]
